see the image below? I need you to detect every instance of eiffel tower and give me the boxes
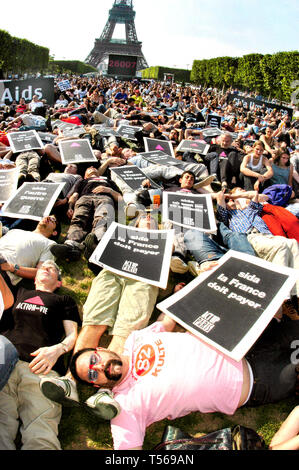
[85,0,148,73]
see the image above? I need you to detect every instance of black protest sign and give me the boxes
[62,127,85,138]
[116,124,142,141]
[7,130,44,153]
[206,114,222,128]
[144,138,175,158]
[92,125,119,137]
[52,120,79,133]
[227,93,293,118]
[0,78,54,106]
[176,140,210,155]
[139,150,181,166]
[0,168,18,203]
[89,222,174,288]
[162,192,217,233]
[2,182,65,221]
[157,251,297,361]
[58,139,98,165]
[37,131,56,144]
[202,127,223,138]
[111,166,160,192]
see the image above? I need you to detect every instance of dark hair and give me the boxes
[69,348,95,386]
[49,218,61,241]
[180,170,196,180]
[272,149,290,167]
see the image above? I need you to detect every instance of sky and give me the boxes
[1,0,298,69]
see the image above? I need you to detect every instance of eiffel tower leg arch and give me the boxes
[85,0,148,74]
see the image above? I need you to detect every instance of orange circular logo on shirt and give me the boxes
[134,345,156,376]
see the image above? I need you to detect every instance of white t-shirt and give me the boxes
[111,322,244,450]
[21,114,46,127]
[0,229,55,285]
[29,101,44,112]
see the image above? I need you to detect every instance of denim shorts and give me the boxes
[0,335,19,391]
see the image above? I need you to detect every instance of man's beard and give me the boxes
[104,359,123,382]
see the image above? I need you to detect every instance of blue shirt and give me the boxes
[217,201,271,234]
[114,92,128,101]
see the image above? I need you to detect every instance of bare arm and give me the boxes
[259,135,276,156]
[292,166,299,184]
[92,185,123,202]
[0,273,14,310]
[29,319,78,375]
[262,156,274,180]
[240,154,260,178]
[0,262,38,280]
[156,313,177,332]
[97,157,126,176]
[216,189,227,209]
[288,163,294,187]
[270,406,299,450]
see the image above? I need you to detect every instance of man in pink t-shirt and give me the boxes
[69,313,251,450]
[70,312,299,450]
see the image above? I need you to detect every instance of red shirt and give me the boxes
[0,132,9,146]
[61,116,82,126]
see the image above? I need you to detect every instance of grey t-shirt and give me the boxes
[0,230,55,285]
[43,173,82,198]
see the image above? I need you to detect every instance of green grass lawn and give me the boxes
[55,227,298,451]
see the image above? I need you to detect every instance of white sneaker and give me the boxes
[188,260,201,277]
[125,203,140,219]
[85,388,121,420]
[193,175,215,189]
[170,256,189,274]
[40,376,79,407]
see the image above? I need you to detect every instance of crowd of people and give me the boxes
[0,74,299,450]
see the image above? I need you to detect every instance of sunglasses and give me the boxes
[88,349,102,384]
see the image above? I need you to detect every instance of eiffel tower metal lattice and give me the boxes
[85,0,148,73]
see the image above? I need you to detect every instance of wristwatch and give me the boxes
[13,264,20,274]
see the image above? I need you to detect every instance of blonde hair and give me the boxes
[252,141,265,149]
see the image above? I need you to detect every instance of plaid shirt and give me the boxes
[217,201,271,234]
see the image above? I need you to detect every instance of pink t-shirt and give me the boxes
[111,322,244,450]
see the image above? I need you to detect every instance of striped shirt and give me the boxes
[217,201,271,234]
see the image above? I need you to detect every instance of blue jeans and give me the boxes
[219,223,256,256]
[19,124,46,131]
[0,336,18,391]
[184,230,226,264]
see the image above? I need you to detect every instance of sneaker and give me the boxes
[193,175,215,189]
[282,300,299,320]
[51,243,82,262]
[221,181,228,191]
[18,173,26,187]
[125,203,140,220]
[85,388,121,420]
[27,172,40,182]
[211,180,222,191]
[40,376,80,407]
[170,256,189,274]
[188,260,201,277]
[81,233,98,261]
